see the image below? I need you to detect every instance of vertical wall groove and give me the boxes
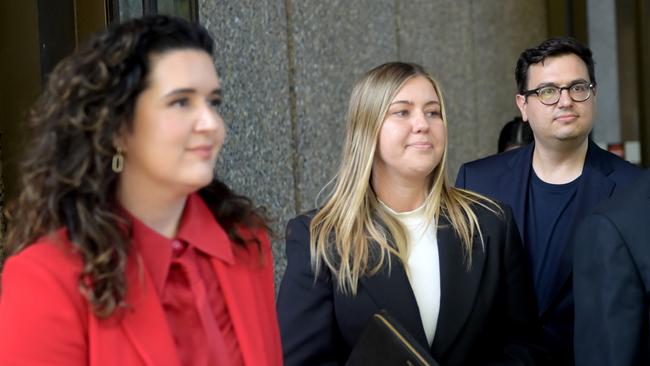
[284,0,301,214]
[468,1,481,157]
[394,0,401,59]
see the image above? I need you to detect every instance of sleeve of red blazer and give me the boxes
[0,243,88,366]
[277,215,344,366]
[233,228,284,366]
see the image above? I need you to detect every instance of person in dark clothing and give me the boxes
[498,116,534,153]
[574,170,650,366]
[455,37,642,365]
[278,62,548,366]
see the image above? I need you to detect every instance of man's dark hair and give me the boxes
[515,37,596,94]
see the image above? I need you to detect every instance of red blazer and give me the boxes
[0,198,282,366]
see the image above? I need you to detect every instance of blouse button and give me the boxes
[171,239,185,256]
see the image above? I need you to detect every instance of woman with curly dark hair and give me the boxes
[0,15,282,366]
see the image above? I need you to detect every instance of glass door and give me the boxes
[111,0,198,22]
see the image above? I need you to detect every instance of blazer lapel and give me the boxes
[212,246,274,366]
[538,141,615,314]
[431,217,487,358]
[120,257,181,366]
[499,144,534,240]
[358,256,430,349]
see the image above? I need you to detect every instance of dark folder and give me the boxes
[345,310,440,366]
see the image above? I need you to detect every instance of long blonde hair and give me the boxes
[310,62,499,294]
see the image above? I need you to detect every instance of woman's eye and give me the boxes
[209,98,222,110]
[426,111,440,117]
[394,110,408,117]
[170,98,189,107]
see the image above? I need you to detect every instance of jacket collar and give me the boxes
[431,215,487,358]
[127,193,235,294]
[118,193,237,366]
[500,143,534,237]
[358,248,430,348]
[119,249,182,366]
[176,193,234,263]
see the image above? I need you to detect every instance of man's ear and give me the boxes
[515,94,528,122]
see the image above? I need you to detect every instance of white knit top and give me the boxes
[382,202,441,346]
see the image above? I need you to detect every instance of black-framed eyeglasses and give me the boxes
[522,82,595,105]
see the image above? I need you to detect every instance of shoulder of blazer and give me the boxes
[9,228,85,281]
[461,143,533,173]
[586,140,642,179]
[286,212,315,242]
[593,170,650,217]
[457,144,534,194]
[459,195,512,228]
[227,225,274,269]
[0,228,90,332]
[463,199,518,256]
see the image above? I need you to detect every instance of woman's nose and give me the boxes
[413,111,429,132]
[195,104,220,131]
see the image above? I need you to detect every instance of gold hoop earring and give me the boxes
[112,147,124,173]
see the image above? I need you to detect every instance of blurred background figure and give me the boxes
[498,116,534,153]
[0,15,282,366]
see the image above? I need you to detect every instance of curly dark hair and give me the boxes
[515,37,596,94]
[3,15,269,318]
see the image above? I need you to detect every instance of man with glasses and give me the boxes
[455,37,642,365]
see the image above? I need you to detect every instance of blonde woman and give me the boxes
[277,62,546,365]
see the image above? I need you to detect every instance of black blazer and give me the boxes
[574,170,650,366]
[455,140,642,363]
[277,203,547,365]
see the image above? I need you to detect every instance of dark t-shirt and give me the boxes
[525,170,580,306]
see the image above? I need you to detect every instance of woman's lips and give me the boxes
[187,145,214,158]
[407,141,433,150]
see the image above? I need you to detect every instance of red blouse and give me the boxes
[129,194,244,366]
